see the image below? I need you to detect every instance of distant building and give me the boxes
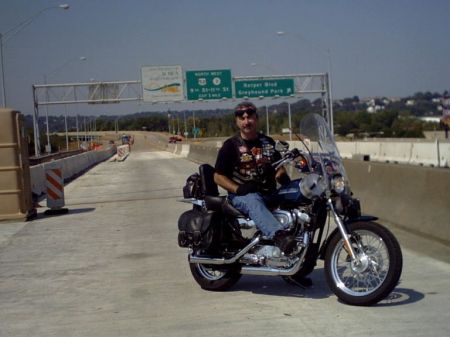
[365,97,385,113]
[419,116,441,123]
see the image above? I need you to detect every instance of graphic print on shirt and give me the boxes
[236,140,274,182]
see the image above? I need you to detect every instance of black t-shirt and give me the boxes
[215,134,281,193]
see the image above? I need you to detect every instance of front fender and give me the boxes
[318,215,379,259]
[345,215,378,224]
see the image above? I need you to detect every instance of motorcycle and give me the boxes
[177,113,403,306]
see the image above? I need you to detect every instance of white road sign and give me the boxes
[141,65,184,102]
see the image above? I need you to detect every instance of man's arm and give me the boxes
[214,172,258,196]
[275,165,291,185]
[214,138,239,194]
[214,172,239,194]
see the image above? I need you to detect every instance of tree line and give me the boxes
[24,91,448,155]
[106,96,442,139]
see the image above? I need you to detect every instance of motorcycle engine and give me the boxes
[238,209,310,239]
[238,209,311,267]
[240,245,287,267]
[272,209,310,231]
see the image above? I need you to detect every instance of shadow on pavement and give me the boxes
[374,287,425,307]
[34,207,96,219]
[65,207,96,215]
[230,269,425,307]
[231,269,333,300]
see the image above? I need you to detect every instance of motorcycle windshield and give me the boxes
[299,113,349,191]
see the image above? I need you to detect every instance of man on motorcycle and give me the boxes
[214,102,296,254]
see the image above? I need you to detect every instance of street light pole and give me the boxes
[0,33,6,107]
[64,104,69,151]
[42,56,86,154]
[32,85,41,156]
[0,4,70,108]
[193,111,196,139]
[76,114,80,148]
[288,102,292,141]
[326,49,334,134]
[183,110,187,139]
[43,75,51,153]
[276,30,334,132]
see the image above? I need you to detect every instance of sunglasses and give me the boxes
[235,108,257,117]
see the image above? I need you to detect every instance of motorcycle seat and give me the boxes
[199,163,245,218]
[204,195,245,218]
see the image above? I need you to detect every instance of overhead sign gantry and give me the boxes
[32,66,333,156]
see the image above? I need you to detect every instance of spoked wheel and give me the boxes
[189,262,241,291]
[324,221,403,306]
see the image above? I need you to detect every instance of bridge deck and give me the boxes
[0,140,449,336]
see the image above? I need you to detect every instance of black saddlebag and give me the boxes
[182,173,202,199]
[178,209,214,249]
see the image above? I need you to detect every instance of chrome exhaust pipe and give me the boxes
[240,258,303,276]
[188,237,260,265]
[241,238,309,276]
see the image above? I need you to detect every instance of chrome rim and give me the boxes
[196,264,226,281]
[331,230,390,297]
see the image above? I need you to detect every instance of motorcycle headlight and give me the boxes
[299,173,326,199]
[331,174,346,194]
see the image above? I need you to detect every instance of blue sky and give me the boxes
[1,0,449,116]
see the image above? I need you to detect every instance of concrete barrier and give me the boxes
[187,144,219,166]
[337,142,356,159]
[30,147,116,197]
[179,144,190,157]
[439,142,450,167]
[410,141,439,167]
[174,144,182,155]
[344,160,450,245]
[356,142,383,162]
[116,145,130,161]
[336,140,450,168]
[167,143,176,154]
[379,141,412,164]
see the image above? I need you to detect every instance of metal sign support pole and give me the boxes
[288,102,292,141]
[32,85,41,157]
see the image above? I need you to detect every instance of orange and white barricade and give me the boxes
[117,145,130,161]
[44,162,68,215]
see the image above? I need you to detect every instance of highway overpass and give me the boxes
[0,133,449,337]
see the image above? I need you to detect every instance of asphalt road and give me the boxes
[0,135,449,337]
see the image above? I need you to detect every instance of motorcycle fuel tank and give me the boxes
[277,179,309,204]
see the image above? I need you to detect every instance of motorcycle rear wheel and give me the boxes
[189,263,241,291]
[324,221,403,306]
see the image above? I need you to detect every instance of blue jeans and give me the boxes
[228,192,283,238]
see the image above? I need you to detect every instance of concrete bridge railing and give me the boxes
[30,147,116,197]
[336,140,450,168]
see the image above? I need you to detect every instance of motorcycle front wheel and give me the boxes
[189,262,241,291]
[324,221,403,306]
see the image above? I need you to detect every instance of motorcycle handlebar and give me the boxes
[273,148,303,170]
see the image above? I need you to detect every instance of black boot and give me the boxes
[273,230,297,255]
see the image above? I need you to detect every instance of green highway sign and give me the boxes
[186,69,232,100]
[192,127,200,136]
[235,78,295,98]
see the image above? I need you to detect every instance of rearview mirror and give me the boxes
[275,140,289,153]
